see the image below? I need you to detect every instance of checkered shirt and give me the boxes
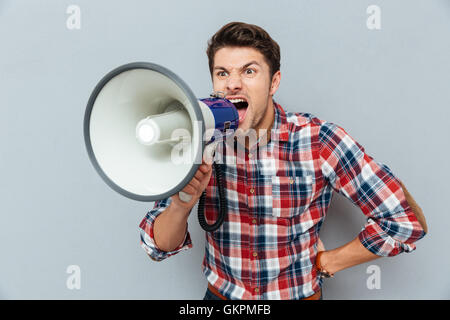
[139,102,426,300]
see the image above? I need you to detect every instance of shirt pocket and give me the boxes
[271,174,316,218]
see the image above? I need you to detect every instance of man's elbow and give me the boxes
[398,179,428,234]
[414,206,428,234]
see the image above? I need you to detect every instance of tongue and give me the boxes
[237,108,247,122]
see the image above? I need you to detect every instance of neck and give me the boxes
[243,98,275,149]
[257,98,275,142]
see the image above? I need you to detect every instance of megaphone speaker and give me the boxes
[84,62,239,231]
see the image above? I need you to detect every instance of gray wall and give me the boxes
[0,0,448,299]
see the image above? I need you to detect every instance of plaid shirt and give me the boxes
[139,102,426,300]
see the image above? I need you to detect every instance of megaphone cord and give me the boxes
[197,162,227,232]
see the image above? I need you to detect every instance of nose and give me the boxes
[226,73,242,93]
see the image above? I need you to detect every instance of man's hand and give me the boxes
[316,179,426,277]
[171,161,213,210]
[318,237,380,276]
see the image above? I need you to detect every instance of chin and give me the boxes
[237,119,251,132]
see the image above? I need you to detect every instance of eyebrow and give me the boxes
[213,61,261,72]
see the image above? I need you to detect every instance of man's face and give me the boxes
[212,46,280,135]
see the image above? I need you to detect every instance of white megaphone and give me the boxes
[84,62,239,231]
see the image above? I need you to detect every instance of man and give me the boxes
[139,22,428,300]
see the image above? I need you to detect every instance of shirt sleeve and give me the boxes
[318,121,426,257]
[139,197,193,261]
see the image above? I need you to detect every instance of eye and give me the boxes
[244,68,256,75]
[216,71,228,77]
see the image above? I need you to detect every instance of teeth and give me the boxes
[229,98,246,103]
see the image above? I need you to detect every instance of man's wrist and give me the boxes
[316,250,336,278]
[168,199,192,221]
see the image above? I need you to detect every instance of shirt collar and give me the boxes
[272,102,290,142]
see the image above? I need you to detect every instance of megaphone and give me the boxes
[84,62,239,231]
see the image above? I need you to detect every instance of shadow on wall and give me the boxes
[318,193,370,299]
[319,192,367,249]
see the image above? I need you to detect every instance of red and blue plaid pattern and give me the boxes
[139,102,426,299]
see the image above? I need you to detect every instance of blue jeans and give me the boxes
[203,288,223,300]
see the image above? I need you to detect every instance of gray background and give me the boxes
[0,0,448,299]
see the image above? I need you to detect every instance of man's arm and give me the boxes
[139,162,212,260]
[398,180,428,233]
[152,201,191,253]
[318,121,427,274]
[152,162,212,252]
[319,237,379,275]
[320,181,428,274]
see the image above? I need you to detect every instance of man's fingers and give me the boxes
[182,184,197,196]
[178,162,212,202]
[195,164,212,182]
[198,163,212,174]
[194,170,207,182]
[188,178,200,190]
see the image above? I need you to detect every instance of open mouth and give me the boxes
[228,98,248,122]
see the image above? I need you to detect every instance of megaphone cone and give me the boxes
[84,62,238,231]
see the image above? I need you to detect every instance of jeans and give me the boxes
[203,288,223,300]
[203,288,323,300]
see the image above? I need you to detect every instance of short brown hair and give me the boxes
[206,22,280,78]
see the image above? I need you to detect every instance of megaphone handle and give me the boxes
[178,191,192,203]
[203,142,218,165]
[197,162,227,232]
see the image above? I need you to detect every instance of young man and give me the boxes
[139,22,428,300]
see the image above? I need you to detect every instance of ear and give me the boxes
[269,70,281,96]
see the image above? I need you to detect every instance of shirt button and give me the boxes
[252,252,258,257]
[254,288,259,293]
[249,188,255,194]
[252,219,257,224]
[248,153,252,158]
[289,178,294,184]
